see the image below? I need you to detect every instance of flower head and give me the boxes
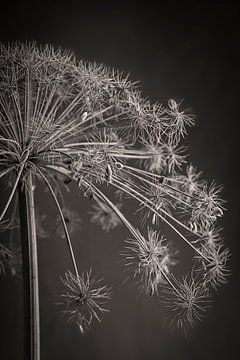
[90,199,122,232]
[162,276,210,332]
[190,183,225,228]
[139,180,175,226]
[0,42,228,334]
[60,270,111,333]
[198,226,224,249]
[195,244,230,289]
[165,99,195,144]
[124,228,177,295]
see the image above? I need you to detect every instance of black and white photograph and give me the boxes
[0,1,239,359]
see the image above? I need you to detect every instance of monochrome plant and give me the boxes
[0,42,229,359]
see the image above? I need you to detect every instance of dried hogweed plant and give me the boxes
[0,42,230,358]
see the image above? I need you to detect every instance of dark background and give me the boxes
[0,1,239,359]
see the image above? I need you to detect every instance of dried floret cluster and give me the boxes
[0,42,229,334]
[60,270,111,333]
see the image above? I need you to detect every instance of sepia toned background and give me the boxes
[0,1,239,359]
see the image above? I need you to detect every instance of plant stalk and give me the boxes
[18,172,40,360]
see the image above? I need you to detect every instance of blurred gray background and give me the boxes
[0,1,239,359]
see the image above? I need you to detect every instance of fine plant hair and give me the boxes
[0,42,230,358]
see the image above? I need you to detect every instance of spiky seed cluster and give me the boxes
[90,199,122,232]
[60,270,111,333]
[195,245,230,289]
[124,228,177,295]
[190,183,224,228]
[162,276,210,332]
[0,42,229,332]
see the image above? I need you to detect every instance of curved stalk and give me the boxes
[37,167,79,279]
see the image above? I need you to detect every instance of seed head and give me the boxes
[162,276,210,332]
[195,244,230,289]
[60,270,111,333]
[191,183,225,228]
[124,228,177,296]
[90,199,122,232]
[0,42,228,333]
[166,99,195,144]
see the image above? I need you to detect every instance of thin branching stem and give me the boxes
[111,176,209,262]
[123,164,200,201]
[0,150,29,222]
[122,167,195,209]
[37,167,79,278]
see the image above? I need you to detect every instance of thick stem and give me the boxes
[18,172,40,360]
